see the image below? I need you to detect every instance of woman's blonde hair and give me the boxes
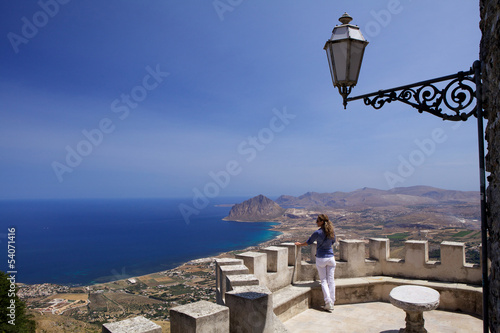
[318,214,335,240]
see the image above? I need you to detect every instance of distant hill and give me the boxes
[275,186,479,209]
[223,195,286,222]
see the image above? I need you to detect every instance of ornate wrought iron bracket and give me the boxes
[343,60,489,333]
[346,66,480,121]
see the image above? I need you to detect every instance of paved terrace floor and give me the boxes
[283,301,483,333]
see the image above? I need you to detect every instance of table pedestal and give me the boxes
[402,310,426,333]
[389,285,440,333]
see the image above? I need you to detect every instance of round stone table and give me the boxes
[389,285,440,333]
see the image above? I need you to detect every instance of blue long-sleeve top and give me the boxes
[307,228,335,258]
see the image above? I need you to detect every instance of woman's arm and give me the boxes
[296,230,319,247]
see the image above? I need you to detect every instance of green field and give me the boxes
[452,230,474,238]
[387,232,410,240]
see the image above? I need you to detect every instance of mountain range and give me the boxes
[224,186,480,223]
[275,186,479,209]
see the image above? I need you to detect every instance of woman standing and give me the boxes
[295,214,336,311]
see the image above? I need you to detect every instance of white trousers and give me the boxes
[316,256,336,305]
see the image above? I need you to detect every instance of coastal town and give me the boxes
[18,257,222,332]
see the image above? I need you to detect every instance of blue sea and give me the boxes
[0,198,280,286]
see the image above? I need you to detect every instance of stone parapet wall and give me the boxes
[177,285,288,333]
[235,247,295,292]
[170,301,229,333]
[196,238,485,332]
[298,239,482,284]
[367,239,481,283]
[216,239,482,305]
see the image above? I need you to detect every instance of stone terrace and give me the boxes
[283,301,482,333]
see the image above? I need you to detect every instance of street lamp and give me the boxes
[325,13,489,333]
[324,13,369,109]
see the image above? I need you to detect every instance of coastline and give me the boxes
[17,217,290,289]
[19,220,294,329]
[8,197,286,287]
[97,219,291,288]
[79,217,296,290]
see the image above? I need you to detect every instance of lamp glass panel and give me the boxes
[348,41,365,83]
[332,41,348,83]
[326,46,336,85]
[347,28,366,42]
[331,26,348,41]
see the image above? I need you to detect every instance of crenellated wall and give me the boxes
[286,238,482,284]
[216,239,482,303]
[371,239,482,283]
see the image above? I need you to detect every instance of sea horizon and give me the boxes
[0,197,281,286]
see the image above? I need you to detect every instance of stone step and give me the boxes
[272,284,312,322]
[226,274,260,292]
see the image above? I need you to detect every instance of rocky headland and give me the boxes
[223,194,286,222]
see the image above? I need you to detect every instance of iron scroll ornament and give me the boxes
[339,60,489,333]
[347,69,478,121]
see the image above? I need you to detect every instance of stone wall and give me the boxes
[480,0,500,331]
[299,239,482,284]
[216,239,483,305]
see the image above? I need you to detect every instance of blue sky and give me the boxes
[0,0,482,200]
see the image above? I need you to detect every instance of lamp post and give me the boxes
[325,13,489,333]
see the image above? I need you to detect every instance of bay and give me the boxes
[0,197,280,286]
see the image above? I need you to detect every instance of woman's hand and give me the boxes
[295,241,306,246]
